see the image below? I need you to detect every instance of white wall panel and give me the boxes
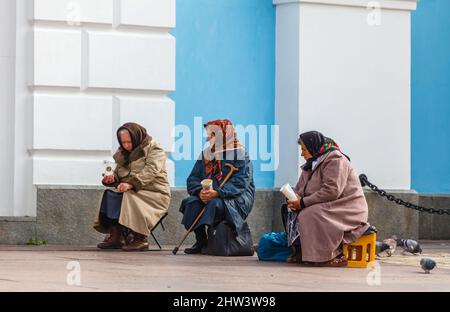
[34,157,108,185]
[116,0,175,28]
[33,29,81,87]
[166,158,175,187]
[83,31,175,91]
[33,95,113,151]
[33,0,113,24]
[118,96,175,152]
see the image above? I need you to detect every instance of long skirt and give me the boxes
[281,204,300,248]
[180,196,226,230]
[98,190,123,228]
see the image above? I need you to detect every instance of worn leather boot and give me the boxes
[97,226,124,249]
[122,233,149,252]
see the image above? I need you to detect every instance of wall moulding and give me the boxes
[273,0,418,11]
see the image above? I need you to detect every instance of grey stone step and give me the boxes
[1,187,449,245]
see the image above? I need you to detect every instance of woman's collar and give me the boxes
[301,150,336,171]
[202,147,247,164]
[114,136,151,165]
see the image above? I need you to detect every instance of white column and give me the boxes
[274,0,417,189]
[0,0,16,216]
[13,0,36,217]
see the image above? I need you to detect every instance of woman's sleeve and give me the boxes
[216,159,252,199]
[187,159,203,196]
[124,146,166,192]
[293,175,304,195]
[301,157,350,208]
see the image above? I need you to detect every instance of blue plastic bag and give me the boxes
[257,232,292,262]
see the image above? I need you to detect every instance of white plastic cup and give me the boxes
[201,179,213,191]
[280,183,298,201]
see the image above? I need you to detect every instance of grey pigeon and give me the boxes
[382,235,397,257]
[420,258,436,274]
[376,241,390,257]
[397,239,422,255]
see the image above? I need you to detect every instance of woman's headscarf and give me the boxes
[116,122,151,165]
[298,131,349,170]
[203,119,244,181]
[204,119,243,154]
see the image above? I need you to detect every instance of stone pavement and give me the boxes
[0,241,449,292]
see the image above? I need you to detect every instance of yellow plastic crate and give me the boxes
[343,232,377,268]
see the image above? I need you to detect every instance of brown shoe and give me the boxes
[97,226,124,250]
[306,255,348,267]
[122,233,149,251]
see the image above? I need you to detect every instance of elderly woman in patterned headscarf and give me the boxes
[283,130,370,266]
[179,119,255,254]
[94,123,171,252]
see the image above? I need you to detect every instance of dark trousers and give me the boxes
[181,196,226,241]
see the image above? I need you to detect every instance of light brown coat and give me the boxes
[94,138,171,236]
[294,150,369,262]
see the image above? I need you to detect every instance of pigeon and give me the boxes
[376,241,390,257]
[382,235,397,257]
[397,239,422,255]
[420,258,436,274]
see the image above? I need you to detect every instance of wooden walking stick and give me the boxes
[172,163,239,255]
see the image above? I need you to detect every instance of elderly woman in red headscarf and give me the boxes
[94,123,171,251]
[180,119,255,254]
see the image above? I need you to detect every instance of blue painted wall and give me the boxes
[172,0,276,188]
[412,0,450,194]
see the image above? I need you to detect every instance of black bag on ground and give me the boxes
[204,221,254,256]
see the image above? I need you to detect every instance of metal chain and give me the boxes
[359,174,450,216]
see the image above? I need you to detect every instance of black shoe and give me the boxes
[184,240,207,254]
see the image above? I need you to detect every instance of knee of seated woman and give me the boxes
[206,198,224,207]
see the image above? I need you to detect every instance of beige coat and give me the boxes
[94,138,171,236]
[294,150,369,262]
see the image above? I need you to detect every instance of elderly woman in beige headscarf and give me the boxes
[94,123,171,252]
[284,131,370,266]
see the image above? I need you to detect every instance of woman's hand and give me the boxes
[287,194,302,211]
[102,174,115,185]
[116,183,133,193]
[199,190,219,204]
